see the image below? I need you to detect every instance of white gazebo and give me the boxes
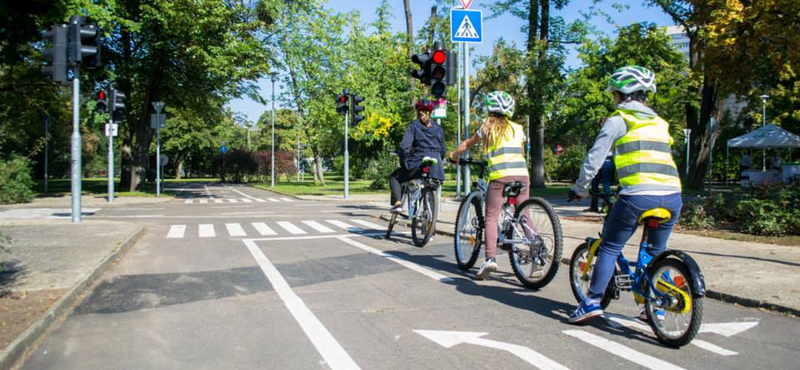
[727,124,800,184]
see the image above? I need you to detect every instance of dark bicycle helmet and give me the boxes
[415,98,434,112]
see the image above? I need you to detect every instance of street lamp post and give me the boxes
[760,94,770,170]
[269,72,278,187]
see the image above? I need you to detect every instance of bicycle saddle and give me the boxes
[502,181,526,198]
[638,208,672,228]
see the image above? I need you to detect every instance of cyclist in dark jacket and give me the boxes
[389,98,446,212]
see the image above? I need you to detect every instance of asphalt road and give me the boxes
[21,183,800,369]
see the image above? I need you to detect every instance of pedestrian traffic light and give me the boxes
[96,90,107,113]
[429,41,448,98]
[336,92,349,116]
[351,95,365,125]
[411,51,431,85]
[109,87,125,122]
[67,15,102,68]
[41,24,69,84]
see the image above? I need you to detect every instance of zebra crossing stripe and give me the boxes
[167,225,186,238]
[255,198,267,203]
[226,223,247,237]
[302,221,335,233]
[350,219,385,230]
[562,330,686,370]
[252,222,277,236]
[228,199,240,203]
[200,199,209,204]
[199,224,216,238]
[184,199,192,204]
[277,221,307,235]
[267,198,280,202]
[325,220,361,232]
[280,198,295,202]
[213,199,223,203]
[241,199,254,203]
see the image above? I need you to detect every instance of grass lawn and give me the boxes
[677,228,800,247]
[33,177,218,197]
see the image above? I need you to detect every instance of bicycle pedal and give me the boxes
[615,275,633,290]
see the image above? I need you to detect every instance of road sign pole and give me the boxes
[44,114,50,195]
[71,67,82,223]
[456,42,462,198]
[156,123,161,197]
[108,119,114,203]
[344,112,349,200]
[463,43,471,195]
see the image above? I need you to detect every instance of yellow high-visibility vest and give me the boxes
[612,109,682,191]
[486,122,529,181]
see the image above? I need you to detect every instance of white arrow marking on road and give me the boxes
[563,330,686,370]
[699,321,759,337]
[691,340,738,356]
[414,330,570,370]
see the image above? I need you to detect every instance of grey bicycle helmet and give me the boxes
[606,66,657,95]
[485,91,515,118]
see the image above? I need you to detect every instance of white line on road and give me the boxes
[184,199,192,204]
[280,198,295,202]
[350,219,385,230]
[225,223,247,237]
[691,340,738,356]
[199,224,216,238]
[243,239,361,370]
[255,198,267,203]
[213,199,223,204]
[605,313,740,356]
[225,185,259,200]
[240,198,254,203]
[167,225,186,238]
[277,221,307,235]
[252,222,277,236]
[227,198,240,203]
[563,330,686,370]
[199,199,208,204]
[267,198,280,202]
[326,220,361,232]
[302,220,335,233]
[336,236,453,283]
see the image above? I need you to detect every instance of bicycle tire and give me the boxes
[454,192,483,270]
[411,187,437,247]
[386,211,398,239]
[509,197,563,289]
[645,258,704,347]
[569,242,613,309]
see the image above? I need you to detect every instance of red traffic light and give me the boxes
[98,90,106,100]
[339,95,347,103]
[432,50,446,64]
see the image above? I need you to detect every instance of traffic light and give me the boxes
[351,95,365,125]
[68,15,102,68]
[429,41,448,98]
[96,90,107,113]
[41,24,69,84]
[109,87,125,122]
[336,92,349,116]
[411,50,431,85]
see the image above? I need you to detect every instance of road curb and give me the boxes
[245,185,305,201]
[0,226,145,370]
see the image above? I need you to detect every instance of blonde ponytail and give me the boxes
[480,115,511,152]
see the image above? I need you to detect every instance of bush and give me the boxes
[0,155,35,204]
[365,151,397,190]
[735,199,788,236]
[552,145,586,182]
[695,180,800,236]
[679,201,715,230]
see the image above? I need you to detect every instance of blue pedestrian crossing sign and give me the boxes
[451,8,482,43]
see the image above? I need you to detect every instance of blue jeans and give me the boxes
[588,193,683,301]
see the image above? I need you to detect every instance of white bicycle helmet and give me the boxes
[606,66,657,95]
[485,91,515,118]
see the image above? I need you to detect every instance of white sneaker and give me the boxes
[475,258,498,280]
[389,205,403,213]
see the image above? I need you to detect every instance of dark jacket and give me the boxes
[399,119,446,180]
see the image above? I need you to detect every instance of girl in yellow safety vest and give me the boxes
[449,91,532,280]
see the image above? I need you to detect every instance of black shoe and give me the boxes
[583,208,599,213]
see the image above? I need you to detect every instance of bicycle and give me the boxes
[452,158,563,289]
[385,157,440,247]
[568,192,706,347]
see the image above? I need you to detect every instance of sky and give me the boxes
[228,0,675,124]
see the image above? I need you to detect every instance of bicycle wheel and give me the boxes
[411,188,437,247]
[644,258,703,347]
[386,211,398,239]
[454,192,483,270]
[509,197,563,289]
[569,242,613,309]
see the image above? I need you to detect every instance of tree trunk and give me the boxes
[404,0,415,93]
[174,158,183,180]
[687,77,720,188]
[526,0,547,188]
[120,132,132,189]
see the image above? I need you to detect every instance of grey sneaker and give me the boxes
[475,258,498,280]
[389,205,403,213]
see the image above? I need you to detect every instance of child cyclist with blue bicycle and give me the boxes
[567,66,683,324]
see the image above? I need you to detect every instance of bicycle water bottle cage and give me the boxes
[638,208,672,229]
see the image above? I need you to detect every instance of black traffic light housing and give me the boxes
[336,89,349,116]
[96,89,107,113]
[411,51,431,85]
[68,15,102,69]
[429,41,448,98]
[41,24,69,84]
[109,86,125,122]
[351,95,365,125]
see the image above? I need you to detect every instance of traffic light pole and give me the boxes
[156,124,161,197]
[462,44,471,195]
[344,112,349,200]
[70,67,82,223]
[108,117,114,203]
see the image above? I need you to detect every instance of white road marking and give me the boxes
[243,239,361,370]
[350,219,385,230]
[255,198,267,203]
[415,330,570,370]
[326,220,361,232]
[563,330,686,370]
[184,199,192,204]
[267,198,281,202]
[225,185,259,200]
[699,322,759,337]
[166,225,186,239]
[277,221,307,235]
[199,199,208,204]
[226,198,239,203]
[213,199,223,204]
[280,198,295,202]
[604,313,652,332]
[302,221,335,233]
[691,340,738,356]
[199,224,216,238]
[240,198,254,203]
[252,222,277,236]
[225,223,247,237]
[336,236,453,283]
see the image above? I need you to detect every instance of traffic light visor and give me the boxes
[432,50,446,64]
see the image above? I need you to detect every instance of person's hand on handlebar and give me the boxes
[567,185,589,202]
[447,152,460,164]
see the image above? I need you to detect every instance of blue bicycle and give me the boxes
[569,192,705,347]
